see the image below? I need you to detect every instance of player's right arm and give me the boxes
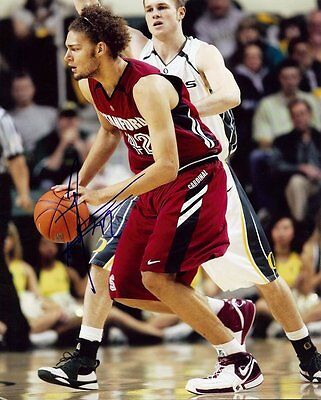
[77,79,121,187]
[123,27,149,58]
[194,42,241,117]
[72,0,148,58]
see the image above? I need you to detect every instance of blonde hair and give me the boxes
[6,222,23,261]
[143,0,188,8]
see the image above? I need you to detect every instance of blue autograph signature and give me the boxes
[56,159,142,293]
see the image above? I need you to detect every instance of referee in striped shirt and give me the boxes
[0,106,32,350]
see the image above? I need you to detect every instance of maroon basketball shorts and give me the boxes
[109,158,229,301]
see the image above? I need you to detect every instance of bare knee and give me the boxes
[85,264,109,294]
[141,271,174,295]
[90,264,109,281]
[141,271,162,293]
[257,277,291,299]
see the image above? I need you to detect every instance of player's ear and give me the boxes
[96,41,107,56]
[178,6,186,21]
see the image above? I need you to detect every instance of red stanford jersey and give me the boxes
[88,58,221,174]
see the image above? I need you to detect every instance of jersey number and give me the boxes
[126,132,153,155]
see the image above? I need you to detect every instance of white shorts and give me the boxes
[202,163,278,291]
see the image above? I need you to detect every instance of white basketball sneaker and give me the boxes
[185,351,263,394]
[38,349,99,390]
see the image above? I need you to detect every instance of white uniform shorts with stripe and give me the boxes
[202,162,278,291]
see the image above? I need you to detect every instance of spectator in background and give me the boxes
[301,221,321,300]
[12,7,34,38]
[231,42,268,184]
[252,216,309,338]
[0,6,58,106]
[254,215,321,337]
[229,16,284,70]
[271,99,321,222]
[32,107,89,190]
[278,15,308,55]
[288,37,321,98]
[36,235,163,346]
[308,10,321,63]
[25,0,57,36]
[194,0,245,60]
[250,60,321,213]
[37,237,86,339]
[10,72,57,172]
[4,223,64,341]
[0,107,32,351]
[1,8,36,74]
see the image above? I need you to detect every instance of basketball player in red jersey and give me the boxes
[38,1,321,394]
[38,5,264,394]
[74,0,321,391]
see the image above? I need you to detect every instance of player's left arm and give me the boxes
[193,43,241,117]
[78,75,179,205]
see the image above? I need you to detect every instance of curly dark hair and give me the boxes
[68,5,131,59]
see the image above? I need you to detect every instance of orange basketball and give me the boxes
[34,190,90,243]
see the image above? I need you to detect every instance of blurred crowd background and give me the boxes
[1,0,321,350]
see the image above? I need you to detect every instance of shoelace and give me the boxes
[206,357,230,379]
[56,350,80,367]
[56,350,100,369]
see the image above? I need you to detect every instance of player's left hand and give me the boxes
[77,186,105,206]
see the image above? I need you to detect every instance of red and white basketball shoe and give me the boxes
[185,351,263,394]
[217,299,256,351]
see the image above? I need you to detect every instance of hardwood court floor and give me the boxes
[1,339,321,399]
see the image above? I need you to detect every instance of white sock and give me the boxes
[207,297,225,315]
[214,338,244,357]
[79,325,103,342]
[285,325,309,341]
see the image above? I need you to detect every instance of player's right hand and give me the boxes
[51,184,70,192]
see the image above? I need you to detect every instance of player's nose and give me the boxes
[152,9,161,18]
[64,50,72,63]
